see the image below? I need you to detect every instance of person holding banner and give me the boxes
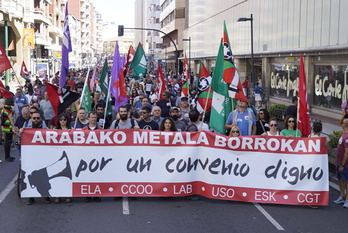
[334,118,348,208]
[70,108,89,129]
[280,116,302,137]
[82,111,102,203]
[159,117,177,132]
[262,118,280,136]
[20,111,51,205]
[54,113,72,203]
[229,126,241,137]
[256,109,270,135]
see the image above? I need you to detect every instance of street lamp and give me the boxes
[183,37,191,84]
[238,14,254,106]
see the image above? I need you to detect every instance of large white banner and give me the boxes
[21,129,329,206]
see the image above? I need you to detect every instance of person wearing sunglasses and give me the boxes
[53,113,72,203]
[262,118,280,136]
[138,106,159,130]
[229,126,241,137]
[19,112,50,205]
[256,109,270,135]
[280,116,302,137]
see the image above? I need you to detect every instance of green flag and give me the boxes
[99,58,109,95]
[210,40,232,135]
[98,58,112,115]
[129,42,147,79]
[80,79,92,113]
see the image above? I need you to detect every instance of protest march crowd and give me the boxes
[0,18,345,207]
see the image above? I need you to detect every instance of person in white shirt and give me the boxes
[189,108,210,131]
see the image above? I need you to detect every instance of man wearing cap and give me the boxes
[170,106,187,132]
[225,99,256,136]
[179,97,190,122]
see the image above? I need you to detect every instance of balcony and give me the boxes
[0,0,24,18]
[35,32,51,46]
[34,8,52,25]
[54,5,62,16]
[48,25,62,36]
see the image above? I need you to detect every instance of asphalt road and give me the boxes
[0,149,346,233]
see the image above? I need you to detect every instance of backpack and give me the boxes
[186,122,198,132]
[114,118,135,129]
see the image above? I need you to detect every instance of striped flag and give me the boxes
[223,21,248,102]
[196,61,213,113]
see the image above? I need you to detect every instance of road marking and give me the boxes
[122,197,130,215]
[329,181,339,192]
[0,175,17,204]
[253,203,285,231]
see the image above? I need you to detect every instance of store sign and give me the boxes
[270,71,298,98]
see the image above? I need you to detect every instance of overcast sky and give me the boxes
[93,0,134,26]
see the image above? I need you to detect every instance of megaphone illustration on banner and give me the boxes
[28,151,72,197]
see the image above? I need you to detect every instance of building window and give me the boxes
[313,65,348,110]
[270,64,299,100]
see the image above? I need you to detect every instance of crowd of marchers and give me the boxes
[0,67,346,208]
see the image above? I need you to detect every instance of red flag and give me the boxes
[46,83,80,116]
[90,64,97,92]
[155,62,166,101]
[0,80,14,98]
[196,61,213,113]
[20,61,29,76]
[181,53,189,97]
[124,45,136,77]
[297,54,311,137]
[0,43,12,73]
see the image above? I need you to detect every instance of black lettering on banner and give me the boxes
[264,159,324,185]
[126,157,152,173]
[208,158,221,174]
[166,158,175,173]
[75,157,113,177]
[165,157,250,176]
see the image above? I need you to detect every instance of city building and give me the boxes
[159,0,185,76]
[181,0,348,120]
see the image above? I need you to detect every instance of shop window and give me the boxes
[270,64,299,100]
[313,65,348,110]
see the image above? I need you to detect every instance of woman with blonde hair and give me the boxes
[229,125,241,137]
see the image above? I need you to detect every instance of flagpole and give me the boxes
[11,68,23,88]
[296,97,299,138]
[202,86,212,124]
[74,68,90,129]
[102,73,112,129]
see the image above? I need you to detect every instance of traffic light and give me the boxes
[118,25,124,37]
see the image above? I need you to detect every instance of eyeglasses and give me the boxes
[32,117,41,120]
[288,120,295,123]
[259,112,264,115]
[59,118,67,121]
[231,130,240,133]
[270,124,277,127]
[141,111,149,114]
